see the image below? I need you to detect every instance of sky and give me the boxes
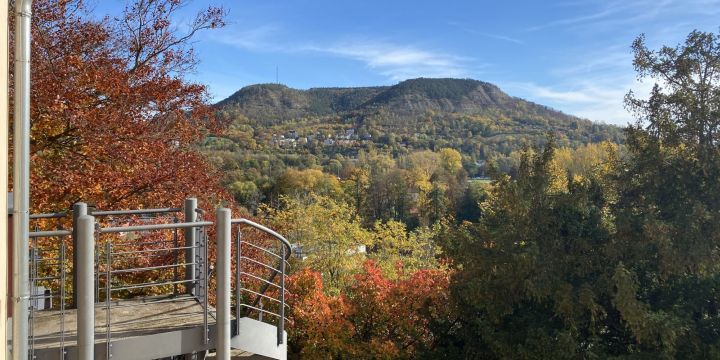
[96,0,720,125]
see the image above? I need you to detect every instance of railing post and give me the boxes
[278,244,286,346]
[183,198,197,295]
[76,214,95,360]
[235,228,241,336]
[71,202,87,307]
[216,208,231,360]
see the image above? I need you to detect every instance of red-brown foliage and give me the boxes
[286,261,454,359]
[11,0,229,213]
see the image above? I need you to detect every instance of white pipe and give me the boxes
[12,1,32,359]
[0,0,9,357]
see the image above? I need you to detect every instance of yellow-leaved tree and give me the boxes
[370,220,442,279]
[262,195,373,293]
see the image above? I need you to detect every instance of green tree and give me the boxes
[610,30,720,357]
[264,195,373,293]
[432,30,720,359]
[228,180,262,211]
[370,221,441,279]
[435,141,617,359]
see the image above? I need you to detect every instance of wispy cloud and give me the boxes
[495,36,644,124]
[529,0,720,32]
[518,0,720,124]
[448,21,524,45]
[213,26,481,82]
[476,33,524,45]
[507,80,644,124]
[210,24,284,52]
[527,6,620,32]
[309,42,477,81]
[551,48,631,77]
[505,53,654,125]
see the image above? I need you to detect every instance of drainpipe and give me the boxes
[12,1,32,360]
[0,0,9,357]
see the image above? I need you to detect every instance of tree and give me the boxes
[552,141,620,180]
[439,148,462,175]
[433,30,720,359]
[344,166,369,215]
[611,30,720,356]
[287,262,454,359]
[407,150,441,179]
[435,141,622,359]
[263,195,373,292]
[228,180,262,211]
[370,220,441,279]
[21,0,228,214]
[286,268,354,359]
[626,31,720,151]
[275,168,343,200]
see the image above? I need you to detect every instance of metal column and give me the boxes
[76,214,95,360]
[71,202,87,307]
[216,208,231,360]
[12,1,33,359]
[184,198,197,295]
[0,0,9,357]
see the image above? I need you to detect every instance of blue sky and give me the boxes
[96,0,720,125]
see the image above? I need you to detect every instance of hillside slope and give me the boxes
[210,78,622,175]
[217,78,593,126]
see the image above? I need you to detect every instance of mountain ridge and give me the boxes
[207,77,624,186]
[211,78,623,175]
[215,78,592,127]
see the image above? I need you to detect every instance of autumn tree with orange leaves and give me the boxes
[286,261,455,359]
[12,0,228,213]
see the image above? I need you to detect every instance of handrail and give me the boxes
[95,214,212,351]
[233,219,290,312]
[99,221,213,233]
[232,218,290,346]
[30,207,183,220]
[240,256,283,274]
[27,206,291,353]
[239,304,289,322]
[239,271,283,290]
[232,218,292,259]
[239,288,290,308]
[29,212,67,219]
[240,240,287,261]
[92,207,182,216]
[28,230,71,238]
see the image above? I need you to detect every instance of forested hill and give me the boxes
[207,78,623,197]
[216,78,616,131]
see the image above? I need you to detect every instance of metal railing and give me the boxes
[96,218,213,358]
[22,200,294,360]
[28,225,71,360]
[232,218,292,345]
[22,200,211,360]
[92,208,185,303]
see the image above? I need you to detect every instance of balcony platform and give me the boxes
[29,295,217,360]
